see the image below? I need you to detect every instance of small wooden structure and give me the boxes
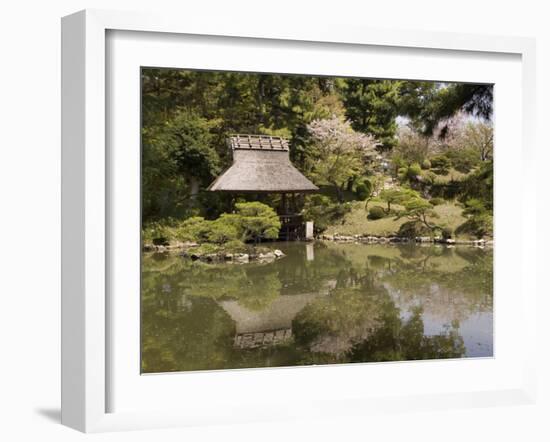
[219,290,331,349]
[208,135,318,240]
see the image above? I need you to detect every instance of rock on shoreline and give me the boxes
[142,241,286,264]
[182,248,286,264]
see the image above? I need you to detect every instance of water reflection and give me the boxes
[141,242,493,373]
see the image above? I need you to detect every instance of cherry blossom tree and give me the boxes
[307,116,379,202]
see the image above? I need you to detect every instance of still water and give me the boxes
[141,242,493,373]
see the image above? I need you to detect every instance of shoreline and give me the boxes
[319,233,493,247]
[143,241,286,264]
[143,234,493,258]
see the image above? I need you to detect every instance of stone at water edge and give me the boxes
[233,253,250,263]
[273,249,285,258]
[258,252,276,261]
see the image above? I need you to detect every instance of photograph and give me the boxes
[1,0,545,438]
[140,68,494,374]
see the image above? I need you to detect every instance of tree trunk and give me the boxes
[335,185,344,203]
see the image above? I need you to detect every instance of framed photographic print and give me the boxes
[61,9,537,432]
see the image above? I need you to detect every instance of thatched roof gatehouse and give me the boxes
[208,135,318,240]
[207,135,318,194]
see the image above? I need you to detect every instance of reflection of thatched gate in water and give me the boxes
[219,288,334,349]
[208,135,318,240]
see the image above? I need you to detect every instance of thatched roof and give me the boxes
[219,293,323,334]
[208,135,318,193]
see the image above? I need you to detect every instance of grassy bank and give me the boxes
[323,199,471,239]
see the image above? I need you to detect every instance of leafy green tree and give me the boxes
[162,110,221,196]
[342,79,402,149]
[142,109,221,220]
[421,83,493,136]
[396,81,438,129]
[354,180,372,201]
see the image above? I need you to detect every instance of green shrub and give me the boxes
[462,198,486,216]
[422,170,437,185]
[302,194,352,233]
[458,161,493,209]
[206,218,240,244]
[430,155,451,175]
[397,220,432,238]
[142,221,173,245]
[421,159,432,170]
[234,202,281,242]
[368,206,386,220]
[398,163,422,183]
[429,197,445,206]
[408,163,422,178]
[455,214,493,238]
[455,198,493,238]
[223,239,248,253]
[192,243,221,256]
[176,216,211,242]
[144,202,282,247]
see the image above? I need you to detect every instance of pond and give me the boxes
[141,242,493,373]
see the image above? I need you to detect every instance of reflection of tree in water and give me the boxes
[292,272,465,363]
[293,286,385,357]
[141,243,489,372]
[350,306,465,363]
[141,296,235,373]
[142,254,282,311]
[275,241,351,295]
[374,246,493,322]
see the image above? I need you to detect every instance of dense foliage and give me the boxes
[141,68,493,241]
[142,202,281,247]
[307,116,378,201]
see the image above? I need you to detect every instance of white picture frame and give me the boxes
[61,9,537,433]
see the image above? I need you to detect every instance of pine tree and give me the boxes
[341,79,402,150]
